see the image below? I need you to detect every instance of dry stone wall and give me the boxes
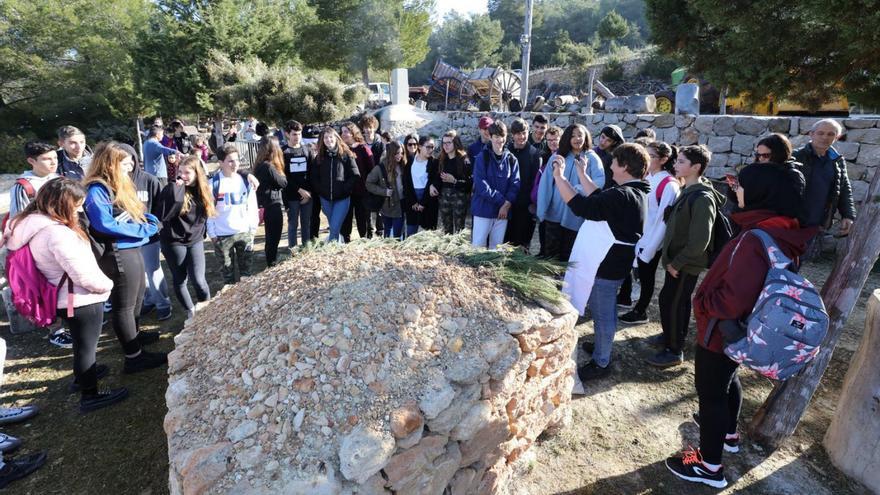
[413,112,880,211]
[165,245,577,494]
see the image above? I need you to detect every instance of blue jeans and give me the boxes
[384,216,404,239]
[287,199,313,247]
[588,277,624,368]
[141,241,170,311]
[321,197,351,243]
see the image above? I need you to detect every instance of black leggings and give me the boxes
[263,203,284,266]
[632,252,663,313]
[59,302,104,393]
[658,270,699,353]
[342,194,372,242]
[543,221,578,262]
[695,345,742,465]
[161,241,210,311]
[98,247,145,355]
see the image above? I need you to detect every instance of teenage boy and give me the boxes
[468,116,494,163]
[648,144,724,368]
[555,143,650,382]
[282,120,315,249]
[8,143,69,348]
[9,143,59,218]
[504,118,542,251]
[528,114,549,154]
[207,144,260,285]
[56,125,92,180]
[471,122,520,250]
[594,125,624,188]
[143,124,180,187]
[359,115,385,236]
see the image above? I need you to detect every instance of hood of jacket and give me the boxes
[680,176,725,207]
[731,210,817,260]
[3,213,58,251]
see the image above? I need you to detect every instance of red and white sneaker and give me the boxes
[665,446,728,488]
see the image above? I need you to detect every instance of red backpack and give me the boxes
[5,231,73,327]
[0,179,36,232]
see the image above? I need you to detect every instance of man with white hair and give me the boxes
[792,118,855,236]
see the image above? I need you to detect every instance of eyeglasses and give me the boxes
[442,141,454,146]
[424,144,435,149]
[754,152,772,160]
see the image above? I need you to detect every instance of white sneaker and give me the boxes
[0,432,22,453]
[49,328,73,349]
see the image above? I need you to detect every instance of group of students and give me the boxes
[0,112,857,488]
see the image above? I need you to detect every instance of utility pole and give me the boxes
[519,0,533,110]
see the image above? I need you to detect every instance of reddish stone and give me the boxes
[390,403,424,439]
[293,377,314,392]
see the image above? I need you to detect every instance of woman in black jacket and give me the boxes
[437,130,472,234]
[253,137,288,266]
[159,155,217,322]
[310,127,360,243]
[402,135,440,237]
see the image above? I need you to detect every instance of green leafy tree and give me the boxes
[597,10,629,51]
[645,0,880,108]
[487,0,543,47]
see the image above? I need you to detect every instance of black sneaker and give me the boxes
[123,350,168,374]
[0,451,47,489]
[576,314,590,326]
[68,364,110,393]
[665,447,728,488]
[619,310,648,325]
[580,340,594,354]
[646,349,684,368]
[80,387,129,413]
[48,328,73,349]
[156,307,172,321]
[577,361,612,381]
[136,331,161,346]
[692,413,740,453]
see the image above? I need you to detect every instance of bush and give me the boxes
[0,133,38,174]
[641,49,680,80]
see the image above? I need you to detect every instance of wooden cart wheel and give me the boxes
[489,68,522,112]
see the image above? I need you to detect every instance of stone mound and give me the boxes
[165,244,577,494]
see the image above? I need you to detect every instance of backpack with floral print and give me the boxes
[722,229,828,380]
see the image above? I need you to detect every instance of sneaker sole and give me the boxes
[618,318,649,326]
[665,460,728,489]
[49,341,73,349]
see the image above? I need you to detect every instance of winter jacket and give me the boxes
[365,164,404,218]
[508,143,542,208]
[84,182,159,250]
[350,145,374,197]
[173,133,193,155]
[437,154,473,194]
[57,148,92,180]
[471,148,520,218]
[535,150,605,231]
[131,166,163,245]
[402,156,440,209]
[311,148,360,201]
[8,171,58,218]
[661,178,726,276]
[467,139,487,164]
[594,146,614,187]
[793,143,856,228]
[158,183,208,246]
[3,213,112,308]
[253,161,288,208]
[636,171,680,263]
[282,145,314,203]
[368,137,385,167]
[565,180,650,280]
[693,211,815,354]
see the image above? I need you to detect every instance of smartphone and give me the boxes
[725,173,739,191]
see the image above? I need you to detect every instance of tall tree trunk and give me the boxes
[824,289,880,492]
[748,167,880,447]
[362,65,370,87]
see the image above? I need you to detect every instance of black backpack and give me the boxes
[688,191,734,266]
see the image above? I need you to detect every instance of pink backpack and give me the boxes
[5,243,73,327]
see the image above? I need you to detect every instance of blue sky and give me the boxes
[435,0,488,20]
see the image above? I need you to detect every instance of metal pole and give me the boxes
[445,79,450,111]
[519,0,533,109]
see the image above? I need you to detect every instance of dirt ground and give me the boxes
[0,219,875,494]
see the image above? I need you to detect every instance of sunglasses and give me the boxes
[406,142,418,147]
[754,152,772,160]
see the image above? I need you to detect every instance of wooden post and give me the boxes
[748,167,880,447]
[824,290,880,492]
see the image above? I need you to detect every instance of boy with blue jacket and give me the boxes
[471,122,520,250]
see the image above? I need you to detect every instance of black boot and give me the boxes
[123,350,168,374]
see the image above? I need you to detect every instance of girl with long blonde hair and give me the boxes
[159,155,217,321]
[253,136,288,266]
[84,141,165,373]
